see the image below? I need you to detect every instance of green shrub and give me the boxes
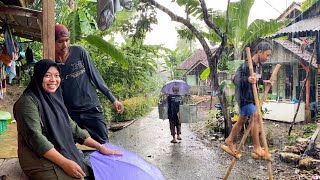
[266,127,274,145]
[288,134,298,146]
[110,97,153,122]
[302,123,317,138]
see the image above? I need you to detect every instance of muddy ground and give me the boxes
[194,98,318,179]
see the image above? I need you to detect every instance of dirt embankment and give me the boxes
[0,85,25,116]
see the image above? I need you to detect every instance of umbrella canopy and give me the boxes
[89,143,166,180]
[161,79,191,95]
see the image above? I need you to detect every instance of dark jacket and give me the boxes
[167,95,183,119]
[57,46,117,112]
[233,61,258,108]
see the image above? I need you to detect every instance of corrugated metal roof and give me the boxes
[274,39,316,67]
[269,15,320,38]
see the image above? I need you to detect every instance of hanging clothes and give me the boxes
[96,0,132,31]
[25,46,34,64]
[6,60,16,84]
[0,49,11,66]
[3,23,16,60]
[120,0,132,9]
[0,62,4,100]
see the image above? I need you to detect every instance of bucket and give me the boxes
[179,104,197,123]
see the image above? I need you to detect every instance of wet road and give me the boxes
[110,108,252,180]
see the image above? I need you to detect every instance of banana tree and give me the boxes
[203,0,287,59]
[198,0,288,82]
[301,0,318,11]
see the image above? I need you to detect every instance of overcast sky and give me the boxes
[144,0,305,50]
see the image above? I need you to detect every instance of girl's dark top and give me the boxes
[233,60,258,108]
[167,95,183,119]
[14,59,87,171]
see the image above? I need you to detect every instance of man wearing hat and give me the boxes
[55,24,124,144]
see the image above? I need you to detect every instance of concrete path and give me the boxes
[110,108,250,180]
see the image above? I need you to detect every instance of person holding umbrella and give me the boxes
[167,85,183,143]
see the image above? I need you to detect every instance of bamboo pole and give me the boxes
[223,62,280,180]
[246,47,273,179]
[223,117,254,179]
[260,64,281,106]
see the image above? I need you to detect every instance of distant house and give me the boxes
[176,48,224,95]
[264,0,320,122]
[276,2,302,21]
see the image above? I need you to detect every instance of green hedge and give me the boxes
[110,97,154,122]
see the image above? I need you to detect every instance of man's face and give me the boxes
[55,37,70,55]
[258,49,272,63]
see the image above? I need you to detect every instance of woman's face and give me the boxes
[42,66,61,93]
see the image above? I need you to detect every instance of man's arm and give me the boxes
[80,47,117,103]
[80,47,124,113]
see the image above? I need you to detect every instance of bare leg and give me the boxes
[171,135,177,143]
[251,112,265,156]
[177,135,182,140]
[169,119,177,143]
[224,115,246,154]
[176,118,182,140]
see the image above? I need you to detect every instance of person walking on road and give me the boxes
[167,85,183,143]
[54,24,124,144]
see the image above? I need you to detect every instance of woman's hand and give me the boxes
[60,159,86,178]
[83,137,123,156]
[98,145,123,156]
[43,148,86,179]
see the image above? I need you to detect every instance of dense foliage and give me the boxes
[109,96,155,122]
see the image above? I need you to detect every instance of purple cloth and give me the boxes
[89,143,166,180]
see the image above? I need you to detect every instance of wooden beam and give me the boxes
[42,0,55,60]
[12,31,41,42]
[0,5,41,18]
[0,23,41,34]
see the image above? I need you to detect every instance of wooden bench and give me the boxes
[0,158,28,180]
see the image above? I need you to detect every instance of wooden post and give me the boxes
[42,0,55,59]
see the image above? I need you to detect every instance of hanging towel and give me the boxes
[96,0,115,31]
[5,61,16,84]
[120,0,132,9]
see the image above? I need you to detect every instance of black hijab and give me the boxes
[23,59,84,169]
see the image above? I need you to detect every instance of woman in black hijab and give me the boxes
[14,59,122,180]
